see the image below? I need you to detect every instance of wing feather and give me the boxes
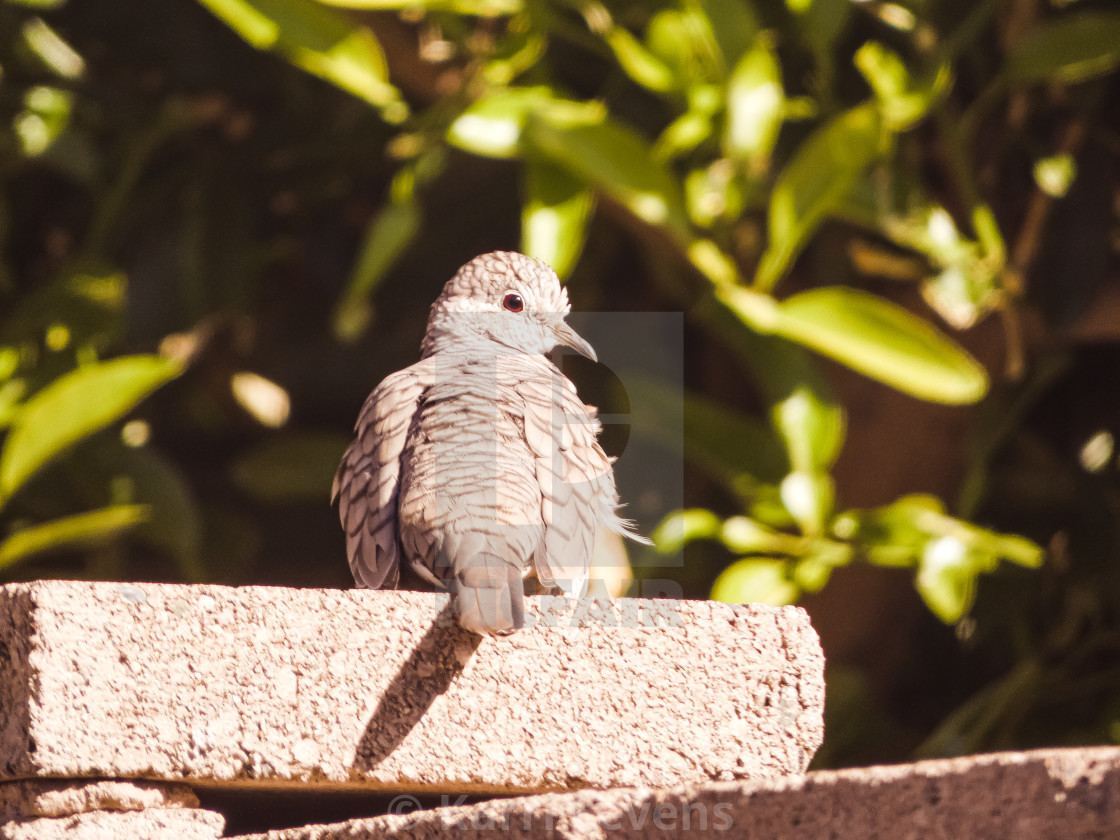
[519,360,644,599]
[332,360,433,590]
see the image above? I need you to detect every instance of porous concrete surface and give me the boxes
[0,580,823,793]
[0,779,198,821]
[1,807,224,840]
[233,746,1120,839]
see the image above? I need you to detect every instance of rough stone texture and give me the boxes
[0,580,823,794]
[1,807,224,840]
[233,746,1120,839]
[0,780,198,821]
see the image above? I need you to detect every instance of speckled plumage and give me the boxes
[333,251,647,635]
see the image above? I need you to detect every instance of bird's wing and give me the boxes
[520,360,637,599]
[332,360,432,590]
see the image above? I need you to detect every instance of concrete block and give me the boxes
[231,746,1120,839]
[0,580,823,794]
[2,807,224,840]
[0,780,198,822]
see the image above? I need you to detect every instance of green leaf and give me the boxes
[772,384,845,473]
[776,287,989,404]
[645,9,723,86]
[854,41,939,130]
[1032,153,1077,198]
[20,17,83,79]
[916,535,977,623]
[602,25,677,93]
[447,88,604,159]
[719,515,787,553]
[231,432,351,504]
[654,86,719,160]
[711,558,800,606]
[652,508,722,554]
[793,539,852,591]
[721,285,988,404]
[333,196,421,342]
[524,113,691,243]
[1006,12,1120,84]
[779,469,834,536]
[196,0,405,117]
[756,102,882,290]
[0,355,183,505]
[15,85,73,157]
[0,504,149,570]
[696,0,758,68]
[724,39,784,171]
[685,166,742,228]
[521,158,593,280]
[0,380,26,430]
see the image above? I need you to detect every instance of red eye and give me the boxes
[503,293,524,313]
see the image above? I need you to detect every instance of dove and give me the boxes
[333,251,648,635]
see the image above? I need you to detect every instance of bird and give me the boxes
[332,251,648,636]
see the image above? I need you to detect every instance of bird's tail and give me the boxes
[441,532,525,636]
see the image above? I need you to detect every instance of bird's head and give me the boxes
[421,251,597,361]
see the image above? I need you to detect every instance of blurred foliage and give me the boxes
[1,0,1119,766]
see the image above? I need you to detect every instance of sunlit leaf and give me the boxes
[685,165,741,228]
[779,469,833,536]
[20,17,84,79]
[855,40,909,100]
[719,515,787,553]
[602,25,677,92]
[447,88,604,159]
[711,557,799,606]
[524,113,691,242]
[772,384,845,474]
[0,349,18,381]
[645,8,722,86]
[756,102,882,290]
[0,355,183,505]
[652,508,722,554]
[230,371,291,428]
[1006,11,1120,84]
[1033,154,1077,198]
[196,0,405,117]
[521,158,593,279]
[15,85,73,157]
[917,534,976,623]
[654,87,719,160]
[0,504,149,570]
[333,196,421,341]
[0,381,26,430]
[854,41,937,129]
[484,31,545,84]
[779,287,988,403]
[721,284,988,404]
[793,539,851,591]
[724,39,784,172]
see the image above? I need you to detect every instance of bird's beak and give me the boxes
[551,319,598,362]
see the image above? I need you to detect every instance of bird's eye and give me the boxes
[503,293,524,313]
